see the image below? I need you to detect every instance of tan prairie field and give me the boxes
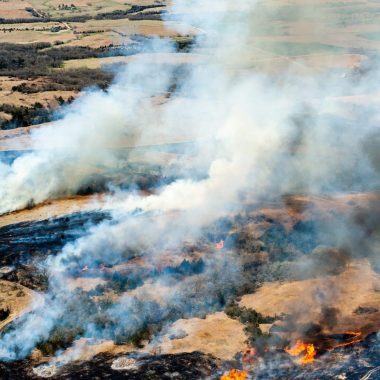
[0,0,168,19]
[0,1,34,19]
[151,312,248,360]
[70,19,189,37]
[63,52,205,69]
[0,76,77,126]
[0,281,39,331]
[27,0,168,16]
[0,194,106,228]
[0,30,73,44]
[62,31,124,48]
[1,0,380,63]
[240,260,380,338]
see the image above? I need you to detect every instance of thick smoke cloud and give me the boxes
[1,0,380,365]
[0,39,177,214]
[1,2,380,213]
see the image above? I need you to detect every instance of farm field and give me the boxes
[2,0,380,156]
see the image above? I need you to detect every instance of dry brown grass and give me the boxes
[0,1,33,19]
[0,76,77,131]
[240,260,380,338]
[44,337,134,365]
[62,31,122,48]
[0,30,74,44]
[0,0,170,45]
[67,277,107,291]
[0,82,77,110]
[63,52,204,69]
[149,312,248,360]
[71,18,185,37]
[0,194,106,228]
[0,280,37,331]
[28,0,167,18]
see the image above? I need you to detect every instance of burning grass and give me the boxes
[239,259,380,338]
[285,340,317,365]
[221,368,248,380]
[1,191,380,375]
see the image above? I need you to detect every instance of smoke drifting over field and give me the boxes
[1,0,380,366]
[1,2,380,213]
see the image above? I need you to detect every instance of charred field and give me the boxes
[1,191,380,378]
[0,333,379,380]
[2,1,380,380]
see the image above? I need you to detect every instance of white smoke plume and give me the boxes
[1,0,380,364]
[0,38,178,214]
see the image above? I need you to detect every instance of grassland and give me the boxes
[1,0,380,129]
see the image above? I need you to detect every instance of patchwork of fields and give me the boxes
[0,0,380,130]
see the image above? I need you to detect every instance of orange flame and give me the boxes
[242,347,256,364]
[333,331,362,349]
[221,369,248,380]
[285,340,316,365]
[216,240,224,250]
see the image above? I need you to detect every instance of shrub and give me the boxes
[37,326,83,356]
[0,307,10,321]
[0,103,51,129]
[225,301,278,342]
[0,43,114,77]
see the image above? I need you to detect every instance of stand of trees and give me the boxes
[0,43,113,77]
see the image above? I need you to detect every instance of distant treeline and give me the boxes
[0,37,194,78]
[0,15,92,24]
[0,42,140,77]
[95,4,165,20]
